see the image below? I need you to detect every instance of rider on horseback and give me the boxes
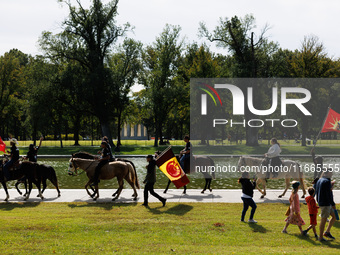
[91,141,114,185]
[2,138,20,181]
[264,138,282,178]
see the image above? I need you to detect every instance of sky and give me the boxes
[1,0,340,57]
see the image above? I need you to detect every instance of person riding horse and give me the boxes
[25,136,43,163]
[2,138,20,181]
[92,141,114,185]
[264,138,282,178]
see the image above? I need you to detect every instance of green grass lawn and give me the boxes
[1,139,340,156]
[0,203,339,254]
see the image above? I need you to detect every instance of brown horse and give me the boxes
[68,157,139,201]
[0,160,44,201]
[71,152,139,198]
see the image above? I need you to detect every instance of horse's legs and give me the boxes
[23,179,28,197]
[15,180,23,195]
[279,178,291,198]
[208,178,212,192]
[50,177,61,197]
[164,180,171,194]
[256,179,266,198]
[85,180,94,198]
[299,178,306,198]
[2,181,9,202]
[201,178,208,193]
[112,178,124,201]
[24,181,33,201]
[93,184,99,201]
[38,179,47,197]
[35,179,44,200]
[125,178,138,200]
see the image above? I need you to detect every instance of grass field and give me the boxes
[0,203,339,254]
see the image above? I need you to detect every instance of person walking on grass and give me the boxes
[238,172,257,223]
[302,187,319,239]
[315,169,337,242]
[282,181,305,234]
[142,155,166,207]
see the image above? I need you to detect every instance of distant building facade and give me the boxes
[121,123,148,140]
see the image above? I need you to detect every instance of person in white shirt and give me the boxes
[264,138,282,178]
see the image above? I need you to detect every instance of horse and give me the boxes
[71,152,140,198]
[68,157,139,201]
[162,154,216,194]
[237,156,306,199]
[15,164,61,198]
[0,160,44,201]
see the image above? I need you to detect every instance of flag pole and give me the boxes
[313,105,331,148]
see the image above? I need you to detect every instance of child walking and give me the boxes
[238,172,257,223]
[302,187,319,239]
[282,181,305,234]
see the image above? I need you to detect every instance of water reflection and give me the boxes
[7,157,340,190]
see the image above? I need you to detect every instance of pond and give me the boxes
[5,157,340,191]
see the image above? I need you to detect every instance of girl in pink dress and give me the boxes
[282,181,305,234]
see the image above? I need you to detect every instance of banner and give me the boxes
[156,147,190,188]
[321,108,340,133]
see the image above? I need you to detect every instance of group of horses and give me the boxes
[0,150,322,202]
[0,159,60,201]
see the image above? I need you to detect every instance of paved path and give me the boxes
[0,189,339,204]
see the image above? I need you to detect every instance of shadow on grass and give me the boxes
[247,223,269,233]
[296,233,340,248]
[67,202,138,210]
[333,221,340,229]
[0,202,41,211]
[146,204,193,216]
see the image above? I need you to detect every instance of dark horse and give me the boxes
[160,153,215,194]
[15,164,61,198]
[0,160,44,201]
[71,152,140,199]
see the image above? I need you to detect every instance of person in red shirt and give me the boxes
[303,187,319,239]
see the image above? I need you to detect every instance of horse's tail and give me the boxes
[207,156,216,179]
[49,166,59,189]
[127,160,140,189]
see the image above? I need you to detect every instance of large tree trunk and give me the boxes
[100,117,114,148]
[73,114,80,146]
[117,112,122,146]
[32,122,37,146]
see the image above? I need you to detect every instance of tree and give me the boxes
[108,38,142,146]
[140,24,183,147]
[199,14,279,146]
[0,51,26,138]
[288,35,338,146]
[39,0,130,147]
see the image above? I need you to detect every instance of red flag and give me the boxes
[0,137,6,153]
[321,108,340,133]
[156,147,190,189]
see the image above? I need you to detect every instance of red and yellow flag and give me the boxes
[321,108,340,133]
[0,137,6,153]
[156,147,189,188]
